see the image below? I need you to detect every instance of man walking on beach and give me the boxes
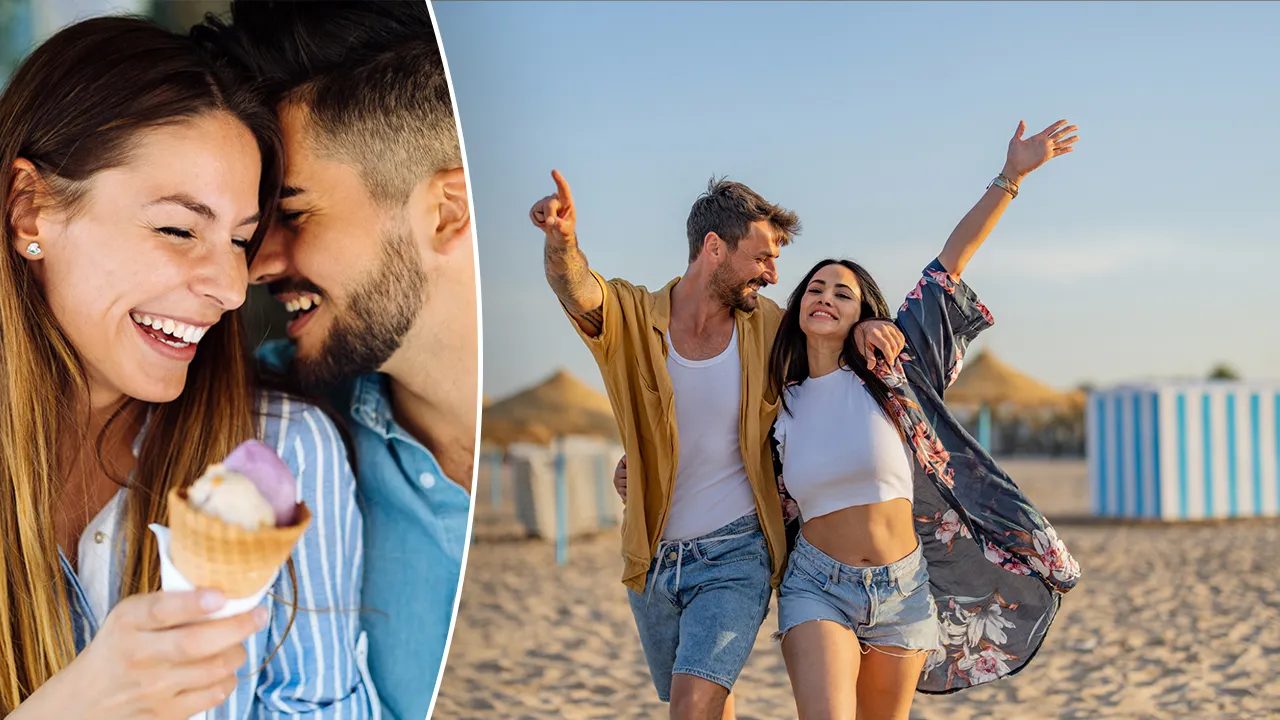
[207,3,476,718]
[530,170,901,719]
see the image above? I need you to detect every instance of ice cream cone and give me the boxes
[166,487,311,597]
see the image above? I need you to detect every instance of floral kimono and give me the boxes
[774,258,1081,693]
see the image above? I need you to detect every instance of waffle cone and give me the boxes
[167,487,311,597]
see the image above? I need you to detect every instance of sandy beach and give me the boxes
[437,458,1280,719]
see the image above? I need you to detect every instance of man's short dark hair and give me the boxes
[686,178,800,263]
[198,1,461,205]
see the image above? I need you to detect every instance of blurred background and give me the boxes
[1,0,219,61]
[437,2,1280,719]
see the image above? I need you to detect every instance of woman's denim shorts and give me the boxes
[777,531,942,656]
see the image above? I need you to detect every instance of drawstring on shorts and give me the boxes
[646,530,756,604]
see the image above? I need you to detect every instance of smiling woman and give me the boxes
[1,14,376,720]
[32,114,262,398]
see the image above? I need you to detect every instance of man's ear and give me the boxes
[701,231,724,261]
[7,158,48,256]
[428,166,470,255]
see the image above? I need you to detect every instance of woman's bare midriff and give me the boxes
[800,497,918,566]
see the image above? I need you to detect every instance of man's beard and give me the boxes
[709,260,762,313]
[294,225,425,389]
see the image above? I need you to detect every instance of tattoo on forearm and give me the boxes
[575,306,604,335]
[544,239,591,304]
[545,238,603,334]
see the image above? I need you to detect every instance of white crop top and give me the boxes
[773,367,914,521]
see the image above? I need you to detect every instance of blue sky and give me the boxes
[435,1,1280,399]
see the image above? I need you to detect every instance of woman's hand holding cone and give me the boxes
[11,589,268,720]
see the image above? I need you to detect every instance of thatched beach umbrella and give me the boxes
[481,369,618,447]
[947,351,1086,453]
[948,350,1073,411]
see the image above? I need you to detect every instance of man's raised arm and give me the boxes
[530,169,606,337]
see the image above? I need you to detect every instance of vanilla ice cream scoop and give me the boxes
[186,466,275,531]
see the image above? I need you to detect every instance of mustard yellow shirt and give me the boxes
[565,271,785,593]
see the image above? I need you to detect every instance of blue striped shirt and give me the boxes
[62,390,379,719]
[257,341,471,720]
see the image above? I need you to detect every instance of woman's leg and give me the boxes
[721,691,735,720]
[854,645,928,720]
[781,620,860,720]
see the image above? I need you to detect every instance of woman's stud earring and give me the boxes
[24,242,41,256]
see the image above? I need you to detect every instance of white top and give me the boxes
[661,325,757,540]
[773,367,914,521]
[77,488,126,625]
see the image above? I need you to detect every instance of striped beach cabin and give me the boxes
[1088,382,1280,519]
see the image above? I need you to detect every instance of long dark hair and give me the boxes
[0,16,282,709]
[768,258,905,439]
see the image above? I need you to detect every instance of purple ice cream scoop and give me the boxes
[222,439,298,526]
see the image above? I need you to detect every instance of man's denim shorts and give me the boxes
[777,531,942,656]
[627,512,772,702]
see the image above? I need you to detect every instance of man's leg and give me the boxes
[628,568,683,703]
[665,682,738,720]
[669,528,772,720]
[669,674,729,720]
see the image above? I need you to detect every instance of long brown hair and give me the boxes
[768,258,906,440]
[0,17,282,711]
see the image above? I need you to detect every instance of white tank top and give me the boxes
[661,326,757,540]
[773,367,914,521]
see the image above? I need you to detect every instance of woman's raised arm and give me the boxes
[937,119,1078,277]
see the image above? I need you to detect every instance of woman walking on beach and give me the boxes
[769,119,1082,719]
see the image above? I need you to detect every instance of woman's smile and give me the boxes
[129,311,212,345]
